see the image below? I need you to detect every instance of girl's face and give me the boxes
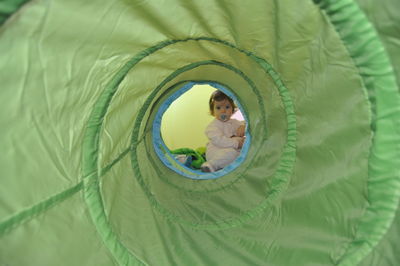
[213,99,233,122]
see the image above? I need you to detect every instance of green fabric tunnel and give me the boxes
[1,0,400,265]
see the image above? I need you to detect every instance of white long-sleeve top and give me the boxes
[205,118,245,150]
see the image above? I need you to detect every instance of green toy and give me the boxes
[170,147,206,169]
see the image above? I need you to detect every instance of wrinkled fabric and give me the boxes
[0,0,399,265]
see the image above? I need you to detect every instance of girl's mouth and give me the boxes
[220,114,228,121]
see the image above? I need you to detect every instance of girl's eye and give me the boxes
[216,106,221,110]
[226,105,230,109]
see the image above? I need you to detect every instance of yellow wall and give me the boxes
[161,84,215,150]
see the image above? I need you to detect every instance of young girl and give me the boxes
[201,90,246,173]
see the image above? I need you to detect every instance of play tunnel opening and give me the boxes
[152,81,251,180]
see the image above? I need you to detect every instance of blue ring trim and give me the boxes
[152,81,251,180]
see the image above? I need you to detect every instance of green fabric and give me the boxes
[355,0,400,264]
[0,0,29,25]
[0,0,399,265]
[314,0,400,264]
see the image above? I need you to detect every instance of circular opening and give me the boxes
[152,81,251,180]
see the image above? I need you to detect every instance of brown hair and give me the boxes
[209,90,236,115]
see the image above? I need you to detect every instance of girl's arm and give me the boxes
[206,126,240,149]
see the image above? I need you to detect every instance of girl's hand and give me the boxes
[237,137,245,149]
[236,125,246,137]
[232,137,245,149]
